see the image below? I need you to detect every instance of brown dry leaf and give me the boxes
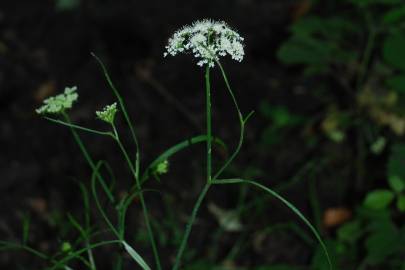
[34,81,56,102]
[323,207,352,228]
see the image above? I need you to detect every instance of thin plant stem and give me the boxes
[172,183,211,270]
[213,60,249,180]
[62,112,115,204]
[50,240,122,270]
[111,124,161,270]
[206,66,212,183]
[92,54,161,269]
[45,116,113,138]
[172,66,214,270]
[91,53,140,175]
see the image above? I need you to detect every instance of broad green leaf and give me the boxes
[383,33,405,71]
[290,16,358,40]
[277,36,331,65]
[388,175,405,193]
[383,5,405,24]
[365,221,401,265]
[364,189,395,209]
[397,195,405,212]
[122,241,151,270]
[337,220,363,243]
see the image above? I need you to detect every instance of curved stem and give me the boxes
[172,183,211,270]
[213,60,246,180]
[112,125,161,270]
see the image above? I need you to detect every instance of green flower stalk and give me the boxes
[165,19,332,270]
[165,19,247,270]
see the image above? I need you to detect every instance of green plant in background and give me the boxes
[0,20,332,269]
[277,0,405,269]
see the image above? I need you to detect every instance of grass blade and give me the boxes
[122,241,151,270]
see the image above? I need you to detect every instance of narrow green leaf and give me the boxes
[212,178,333,270]
[22,213,30,245]
[122,241,151,270]
[44,117,113,137]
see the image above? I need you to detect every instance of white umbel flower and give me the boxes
[164,19,244,67]
[36,86,78,114]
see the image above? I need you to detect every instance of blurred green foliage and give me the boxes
[273,0,405,269]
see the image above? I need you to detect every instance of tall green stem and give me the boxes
[172,66,213,270]
[205,66,212,183]
[112,125,162,270]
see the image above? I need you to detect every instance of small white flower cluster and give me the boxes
[36,86,78,114]
[164,19,244,67]
[96,102,118,124]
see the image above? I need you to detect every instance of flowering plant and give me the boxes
[1,20,331,270]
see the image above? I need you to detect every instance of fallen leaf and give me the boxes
[323,207,352,228]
